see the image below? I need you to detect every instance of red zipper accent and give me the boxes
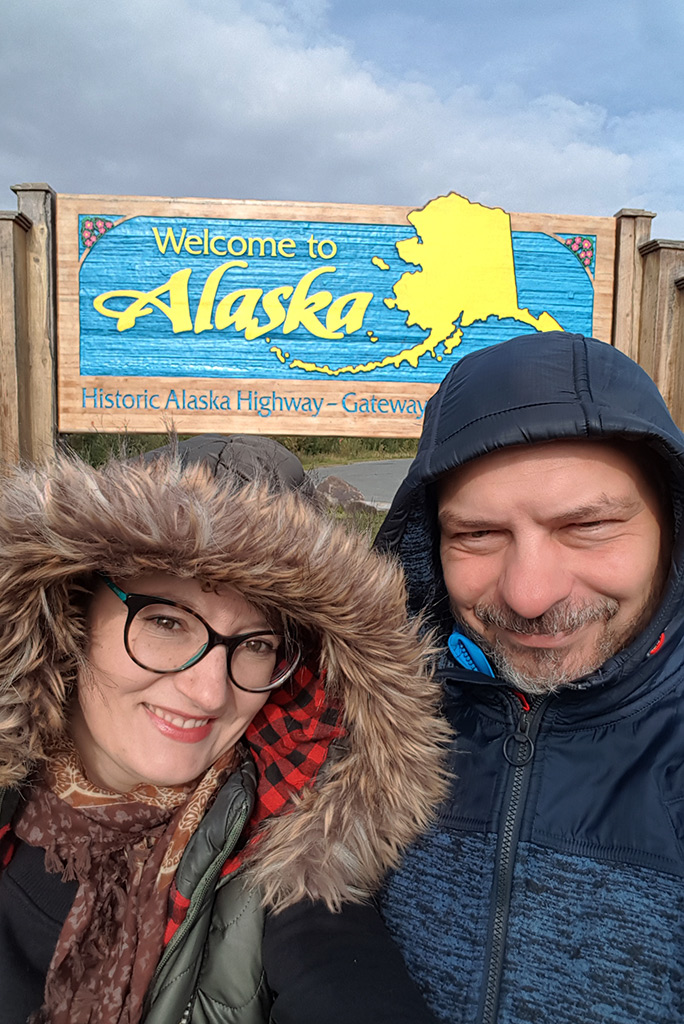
[648,632,666,656]
[511,690,531,712]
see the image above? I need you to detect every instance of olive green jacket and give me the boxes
[141,757,271,1024]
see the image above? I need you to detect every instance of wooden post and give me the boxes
[637,238,684,429]
[0,210,31,465]
[612,208,656,358]
[10,183,58,462]
[673,273,684,428]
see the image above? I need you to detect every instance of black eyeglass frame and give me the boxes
[98,574,301,692]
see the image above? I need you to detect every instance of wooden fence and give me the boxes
[612,208,684,424]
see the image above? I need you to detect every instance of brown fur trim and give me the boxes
[0,455,451,907]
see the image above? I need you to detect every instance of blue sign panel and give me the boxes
[78,195,596,385]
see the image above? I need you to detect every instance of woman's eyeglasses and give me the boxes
[99,575,301,692]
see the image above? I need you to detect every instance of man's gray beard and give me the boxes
[476,629,620,695]
[455,597,632,695]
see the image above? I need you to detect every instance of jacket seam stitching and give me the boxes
[435,401,577,448]
[549,668,681,732]
[155,961,200,999]
[195,974,267,1012]
[208,892,257,932]
[529,832,684,873]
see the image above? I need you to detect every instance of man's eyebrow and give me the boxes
[554,497,643,522]
[438,496,644,532]
[438,511,497,532]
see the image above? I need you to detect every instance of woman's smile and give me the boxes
[143,702,215,742]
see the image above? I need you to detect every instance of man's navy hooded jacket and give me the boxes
[375,332,684,1024]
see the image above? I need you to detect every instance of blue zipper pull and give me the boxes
[447,630,495,677]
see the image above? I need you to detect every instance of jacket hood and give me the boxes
[0,454,449,909]
[376,331,684,695]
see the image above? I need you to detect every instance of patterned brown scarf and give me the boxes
[14,744,236,1024]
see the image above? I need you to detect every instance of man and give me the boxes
[374,331,684,1024]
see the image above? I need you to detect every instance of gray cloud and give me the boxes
[1,0,682,238]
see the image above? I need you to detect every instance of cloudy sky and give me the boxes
[2,0,683,237]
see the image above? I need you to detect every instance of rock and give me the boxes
[315,475,371,511]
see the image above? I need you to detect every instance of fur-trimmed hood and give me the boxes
[0,454,450,909]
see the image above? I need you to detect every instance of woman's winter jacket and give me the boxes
[0,455,449,1023]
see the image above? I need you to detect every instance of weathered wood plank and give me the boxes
[11,184,58,462]
[58,376,433,437]
[612,208,656,359]
[0,211,31,465]
[637,238,684,429]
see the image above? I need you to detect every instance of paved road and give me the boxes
[311,458,414,509]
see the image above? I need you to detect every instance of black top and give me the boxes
[263,899,439,1024]
[0,842,437,1024]
[0,841,77,1022]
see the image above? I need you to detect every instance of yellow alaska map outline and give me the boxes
[289,193,563,376]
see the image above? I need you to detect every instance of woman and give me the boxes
[0,450,449,1024]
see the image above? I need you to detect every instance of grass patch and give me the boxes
[271,435,418,469]
[60,432,177,467]
[60,432,418,470]
[326,503,387,541]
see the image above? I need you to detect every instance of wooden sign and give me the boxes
[56,192,616,436]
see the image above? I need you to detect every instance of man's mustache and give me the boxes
[473,598,620,637]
